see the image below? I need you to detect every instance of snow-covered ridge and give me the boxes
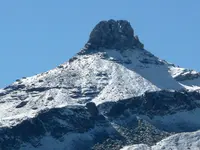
[169,67,200,81]
[169,66,200,91]
[0,47,186,127]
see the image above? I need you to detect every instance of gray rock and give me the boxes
[84,19,144,51]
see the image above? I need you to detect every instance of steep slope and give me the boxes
[0,47,183,127]
[0,19,200,150]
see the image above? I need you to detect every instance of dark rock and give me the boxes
[16,101,28,108]
[4,84,25,91]
[26,87,49,92]
[84,20,144,51]
[96,72,108,77]
[3,84,26,96]
[57,65,64,69]
[68,56,78,63]
[31,107,38,110]
[86,102,99,117]
[0,92,6,97]
[135,35,144,49]
[107,102,126,117]
[38,79,43,83]
[47,97,54,101]
[98,90,200,118]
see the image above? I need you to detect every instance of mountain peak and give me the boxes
[84,19,144,51]
[2,19,200,150]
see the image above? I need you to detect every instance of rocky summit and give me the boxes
[1,20,200,150]
[84,20,144,50]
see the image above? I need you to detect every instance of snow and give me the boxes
[169,66,200,91]
[152,130,200,150]
[169,67,186,78]
[0,48,196,127]
[121,130,200,150]
[120,144,150,150]
[0,89,4,93]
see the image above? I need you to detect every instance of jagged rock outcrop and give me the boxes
[84,20,144,51]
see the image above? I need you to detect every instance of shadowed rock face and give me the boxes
[0,106,96,150]
[1,90,200,150]
[86,102,99,117]
[84,20,143,50]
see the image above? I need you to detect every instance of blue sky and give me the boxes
[0,1,200,88]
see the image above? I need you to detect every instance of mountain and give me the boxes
[1,19,200,150]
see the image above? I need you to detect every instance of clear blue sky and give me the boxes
[0,1,200,88]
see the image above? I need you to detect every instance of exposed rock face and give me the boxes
[0,106,95,150]
[98,90,200,121]
[84,20,143,50]
[86,102,99,117]
[4,90,199,150]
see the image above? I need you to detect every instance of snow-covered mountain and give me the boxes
[1,19,200,150]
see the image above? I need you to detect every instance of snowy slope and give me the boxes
[169,66,200,91]
[0,48,184,127]
[121,144,151,150]
[121,130,200,150]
